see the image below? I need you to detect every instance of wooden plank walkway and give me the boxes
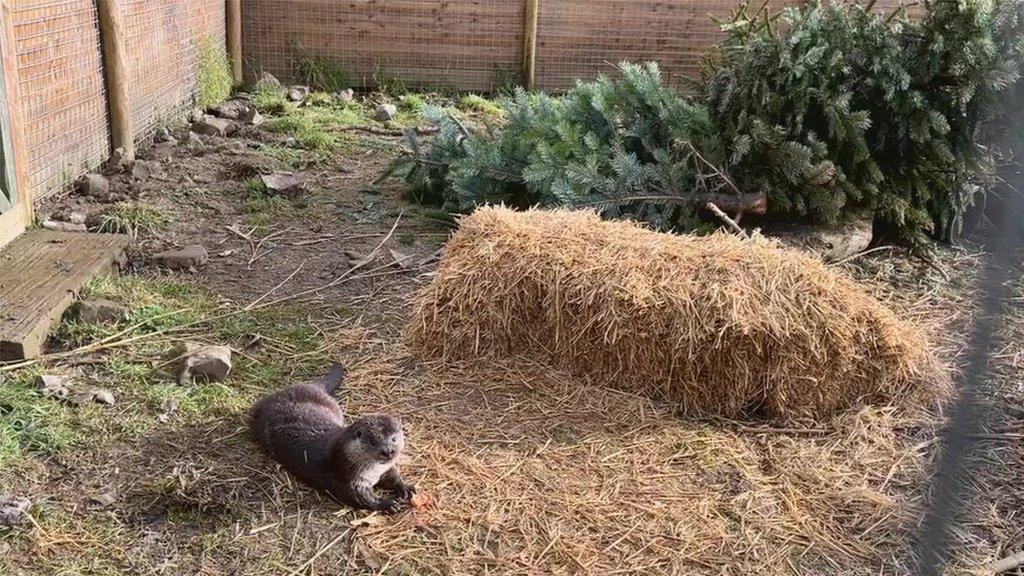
[0,229,129,360]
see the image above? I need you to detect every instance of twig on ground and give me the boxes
[833,245,895,266]
[706,202,750,239]
[245,260,306,310]
[335,125,439,137]
[986,550,1024,574]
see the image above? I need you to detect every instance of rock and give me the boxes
[41,220,88,233]
[0,495,31,527]
[152,245,209,271]
[234,91,251,101]
[92,389,116,405]
[217,141,248,154]
[191,115,237,137]
[78,298,126,324]
[287,85,310,102]
[217,249,235,257]
[102,147,134,176]
[375,103,397,122]
[335,88,355,103]
[131,160,167,181]
[89,492,117,508]
[249,110,264,126]
[260,171,307,199]
[77,173,110,200]
[175,343,233,385]
[211,98,260,123]
[253,71,283,95]
[777,221,873,262]
[84,210,105,231]
[154,126,174,142]
[389,248,415,270]
[283,137,300,148]
[187,132,205,147]
[35,374,69,399]
[188,108,206,123]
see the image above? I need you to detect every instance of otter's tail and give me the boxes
[319,362,347,395]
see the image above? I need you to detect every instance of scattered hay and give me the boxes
[409,207,945,419]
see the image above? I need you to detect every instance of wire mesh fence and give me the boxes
[10,0,109,199]
[241,0,524,92]
[122,0,225,144]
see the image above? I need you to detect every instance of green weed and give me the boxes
[196,36,232,109]
[98,202,170,240]
[295,54,350,92]
[458,94,503,117]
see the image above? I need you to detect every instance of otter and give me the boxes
[250,363,415,512]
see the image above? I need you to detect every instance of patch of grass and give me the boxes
[295,54,350,92]
[372,60,408,96]
[196,36,232,109]
[264,114,337,151]
[0,369,88,469]
[98,202,170,240]
[458,94,503,117]
[399,94,426,113]
[306,91,335,107]
[252,86,292,115]
[490,65,520,95]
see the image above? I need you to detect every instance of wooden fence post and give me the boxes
[226,0,242,86]
[522,0,539,90]
[96,0,134,159]
[0,0,32,246]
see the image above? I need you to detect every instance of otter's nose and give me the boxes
[380,448,395,460]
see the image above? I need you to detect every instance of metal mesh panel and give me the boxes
[241,0,524,92]
[122,0,226,143]
[10,0,109,200]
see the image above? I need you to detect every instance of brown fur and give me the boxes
[250,364,414,512]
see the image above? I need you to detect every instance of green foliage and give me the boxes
[264,113,337,151]
[385,0,1023,245]
[252,85,291,114]
[458,94,504,117]
[399,94,426,112]
[706,0,1024,244]
[196,37,232,109]
[98,202,170,239]
[295,54,350,92]
[372,60,409,96]
[385,63,725,230]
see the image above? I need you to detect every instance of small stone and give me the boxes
[77,173,110,200]
[389,248,415,270]
[249,110,264,126]
[154,127,174,142]
[0,495,31,527]
[211,99,260,123]
[78,298,126,324]
[234,91,251,100]
[131,160,167,181]
[35,374,69,398]
[191,115,237,137]
[102,147,132,175]
[41,220,88,233]
[188,108,206,123]
[335,88,355,103]
[283,137,300,148]
[375,103,397,122]
[64,211,88,225]
[260,171,307,199]
[287,85,310,102]
[89,491,117,508]
[92,389,116,405]
[175,343,233,385]
[217,249,235,257]
[187,132,205,147]
[152,245,209,271]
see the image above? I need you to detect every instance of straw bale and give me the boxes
[408,207,942,419]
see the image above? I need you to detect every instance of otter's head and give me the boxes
[344,414,405,465]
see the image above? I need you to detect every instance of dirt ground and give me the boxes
[1,93,1022,576]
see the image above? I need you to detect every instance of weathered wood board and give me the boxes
[0,229,129,360]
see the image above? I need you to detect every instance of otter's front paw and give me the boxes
[394,483,416,501]
[378,498,402,514]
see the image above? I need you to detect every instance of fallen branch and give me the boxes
[335,125,439,137]
[582,191,768,214]
[706,202,750,239]
[986,550,1024,574]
